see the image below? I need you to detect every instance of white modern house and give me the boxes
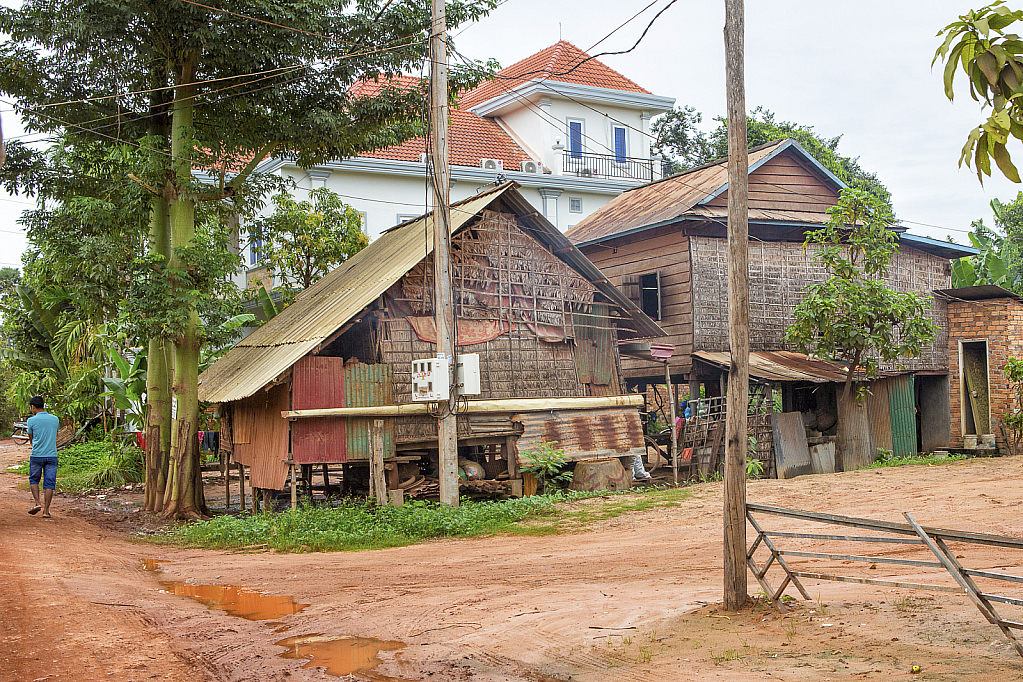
[242,41,675,279]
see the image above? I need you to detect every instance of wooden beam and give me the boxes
[372,419,388,506]
[283,394,645,419]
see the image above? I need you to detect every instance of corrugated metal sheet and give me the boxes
[693,350,869,383]
[566,140,789,245]
[199,184,665,404]
[345,364,394,461]
[865,378,893,454]
[292,356,346,464]
[198,186,509,404]
[232,384,290,489]
[888,374,917,458]
[512,407,644,461]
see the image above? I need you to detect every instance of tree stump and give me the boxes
[569,458,632,492]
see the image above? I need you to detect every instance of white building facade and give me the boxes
[243,41,674,278]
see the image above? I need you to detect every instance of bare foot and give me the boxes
[28,506,41,515]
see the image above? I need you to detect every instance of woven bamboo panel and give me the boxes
[690,237,949,371]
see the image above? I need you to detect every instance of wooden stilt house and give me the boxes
[199,183,665,496]
[566,138,978,471]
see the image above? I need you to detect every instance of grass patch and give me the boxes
[10,439,144,492]
[860,451,968,470]
[155,486,693,553]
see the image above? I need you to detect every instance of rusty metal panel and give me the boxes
[866,378,893,454]
[345,364,394,461]
[889,374,917,458]
[232,384,290,489]
[292,356,346,464]
[512,407,644,462]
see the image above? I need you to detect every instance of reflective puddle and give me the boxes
[141,558,163,571]
[160,582,310,620]
[275,633,406,679]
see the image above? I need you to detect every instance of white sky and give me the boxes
[0,0,1017,269]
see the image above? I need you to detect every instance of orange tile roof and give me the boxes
[460,41,651,108]
[348,75,532,169]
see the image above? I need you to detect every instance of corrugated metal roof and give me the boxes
[566,139,796,245]
[692,350,890,384]
[199,183,665,404]
[199,186,508,403]
[934,285,1023,302]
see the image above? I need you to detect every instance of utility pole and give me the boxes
[723,0,750,610]
[430,0,458,507]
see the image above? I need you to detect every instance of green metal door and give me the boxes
[888,374,917,458]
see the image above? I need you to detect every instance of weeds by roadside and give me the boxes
[9,439,144,492]
[155,486,693,553]
[860,451,967,470]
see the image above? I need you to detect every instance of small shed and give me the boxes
[938,285,1023,452]
[199,183,665,495]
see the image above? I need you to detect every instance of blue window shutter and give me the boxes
[569,121,583,158]
[614,127,627,162]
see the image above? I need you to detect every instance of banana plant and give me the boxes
[101,346,148,430]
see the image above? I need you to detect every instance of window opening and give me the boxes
[569,197,582,213]
[568,120,584,159]
[961,340,990,435]
[613,126,627,163]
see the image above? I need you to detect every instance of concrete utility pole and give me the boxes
[723,0,750,610]
[430,0,459,507]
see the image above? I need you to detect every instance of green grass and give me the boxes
[10,439,144,492]
[155,486,693,553]
[859,451,968,470]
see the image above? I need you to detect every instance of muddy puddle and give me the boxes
[276,633,408,679]
[159,582,310,620]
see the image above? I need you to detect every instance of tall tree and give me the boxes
[0,0,496,518]
[652,106,891,209]
[784,189,938,399]
[248,187,368,301]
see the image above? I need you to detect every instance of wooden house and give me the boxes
[566,138,977,467]
[199,183,665,497]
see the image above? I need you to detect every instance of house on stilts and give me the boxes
[199,183,666,501]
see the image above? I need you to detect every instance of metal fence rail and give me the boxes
[746,502,1023,657]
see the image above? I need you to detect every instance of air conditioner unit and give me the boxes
[520,160,541,174]
[480,158,504,171]
[580,168,594,177]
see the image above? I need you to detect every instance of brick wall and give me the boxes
[948,298,1023,449]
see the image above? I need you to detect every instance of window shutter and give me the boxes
[569,121,583,158]
[621,274,641,307]
[614,127,627,162]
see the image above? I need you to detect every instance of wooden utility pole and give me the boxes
[723,0,750,611]
[430,0,459,507]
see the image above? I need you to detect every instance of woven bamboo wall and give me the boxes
[690,237,950,371]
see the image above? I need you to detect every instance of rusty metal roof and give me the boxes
[692,350,894,384]
[199,183,664,404]
[566,139,844,246]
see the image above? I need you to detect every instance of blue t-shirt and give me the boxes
[27,411,60,459]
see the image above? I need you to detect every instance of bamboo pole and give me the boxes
[282,394,645,420]
[724,0,750,611]
[238,462,246,513]
[667,361,678,486]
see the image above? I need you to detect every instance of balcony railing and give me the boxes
[562,151,661,181]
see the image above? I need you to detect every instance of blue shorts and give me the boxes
[29,457,58,490]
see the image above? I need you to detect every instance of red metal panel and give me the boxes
[292,356,347,464]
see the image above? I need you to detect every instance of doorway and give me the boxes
[960,340,990,435]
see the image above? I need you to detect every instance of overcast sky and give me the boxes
[0,0,1017,269]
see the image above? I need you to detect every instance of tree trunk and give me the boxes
[162,56,208,519]
[144,335,171,512]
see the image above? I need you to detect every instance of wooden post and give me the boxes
[372,419,388,506]
[724,0,750,611]
[224,451,230,511]
[431,0,458,507]
[666,361,678,486]
[238,462,246,513]
[504,435,518,479]
[290,462,298,509]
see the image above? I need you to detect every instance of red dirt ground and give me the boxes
[2,438,1023,681]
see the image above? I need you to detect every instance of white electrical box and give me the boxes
[457,353,481,395]
[412,357,449,402]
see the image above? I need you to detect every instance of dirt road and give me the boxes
[2,439,1023,681]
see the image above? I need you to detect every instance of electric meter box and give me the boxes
[412,357,449,402]
[457,353,481,395]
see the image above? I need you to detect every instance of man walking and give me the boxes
[26,395,59,518]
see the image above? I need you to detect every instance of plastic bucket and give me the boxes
[964,434,979,449]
